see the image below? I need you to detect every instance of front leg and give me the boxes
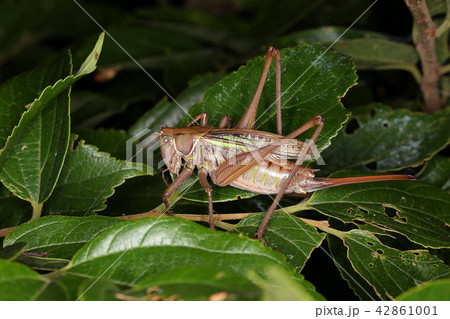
[162,163,194,214]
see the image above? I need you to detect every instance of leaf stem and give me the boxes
[435,0,450,38]
[31,202,43,220]
[375,64,422,84]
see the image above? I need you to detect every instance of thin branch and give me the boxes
[435,0,450,37]
[405,0,442,112]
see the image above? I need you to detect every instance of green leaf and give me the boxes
[76,33,104,75]
[136,265,260,301]
[67,217,323,300]
[274,26,387,47]
[418,156,450,191]
[181,43,356,202]
[333,38,419,68]
[0,33,104,215]
[0,242,27,260]
[396,279,450,301]
[318,104,450,175]
[237,213,325,271]
[308,173,450,248]
[43,141,149,216]
[129,72,225,135]
[15,255,69,271]
[0,193,31,228]
[327,230,380,300]
[77,128,129,160]
[0,53,72,206]
[248,264,321,301]
[4,215,123,259]
[0,259,48,300]
[341,230,450,300]
[0,55,68,150]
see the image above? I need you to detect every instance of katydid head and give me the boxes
[160,126,211,174]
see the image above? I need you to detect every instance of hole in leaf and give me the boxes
[353,219,365,225]
[369,108,376,118]
[367,242,374,246]
[347,208,353,214]
[396,217,407,223]
[413,252,420,256]
[364,161,377,170]
[345,118,360,134]
[368,263,374,268]
[382,121,389,128]
[377,249,383,255]
[358,207,369,215]
[401,258,406,263]
[237,195,242,200]
[384,206,396,218]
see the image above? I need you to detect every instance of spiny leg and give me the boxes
[162,162,194,214]
[237,47,281,131]
[199,168,215,229]
[256,115,324,245]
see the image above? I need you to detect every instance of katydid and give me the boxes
[159,47,415,245]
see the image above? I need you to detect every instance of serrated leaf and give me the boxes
[180,43,356,202]
[42,142,150,216]
[67,217,323,300]
[237,213,325,271]
[341,230,450,300]
[4,215,123,259]
[418,156,450,191]
[318,104,450,175]
[396,279,450,301]
[308,172,450,248]
[0,259,48,300]
[0,33,104,211]
[77,128,129,160]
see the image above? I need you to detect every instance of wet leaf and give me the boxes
[67,217,323,300]
[43,142,150,216]
[0,259,48,300]
[237,213,326,271]
[4,215,123,259]
[341,230,450,300]
[318,104,450,175]
[308,172,450,248]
